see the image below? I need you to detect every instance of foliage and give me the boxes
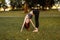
[25,0,55,9]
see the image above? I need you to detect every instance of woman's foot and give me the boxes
[33,28,38,32]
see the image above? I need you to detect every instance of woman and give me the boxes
[24,10,33,30]
[20,10,36,32]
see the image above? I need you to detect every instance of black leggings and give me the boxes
[35,14,39,28]
[33,9,39,28]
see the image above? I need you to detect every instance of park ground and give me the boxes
[0,10,60,40]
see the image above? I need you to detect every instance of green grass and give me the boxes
[0,10,60,40]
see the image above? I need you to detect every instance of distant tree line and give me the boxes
[0,0,56,10]
[0,0,22,10]
[10,0,22,10]
[25,0,55,9]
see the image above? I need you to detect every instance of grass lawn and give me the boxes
[0,10,60,40]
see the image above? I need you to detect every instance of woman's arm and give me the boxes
[30,19,36,29]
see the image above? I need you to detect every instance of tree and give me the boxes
[25,0,55,10]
